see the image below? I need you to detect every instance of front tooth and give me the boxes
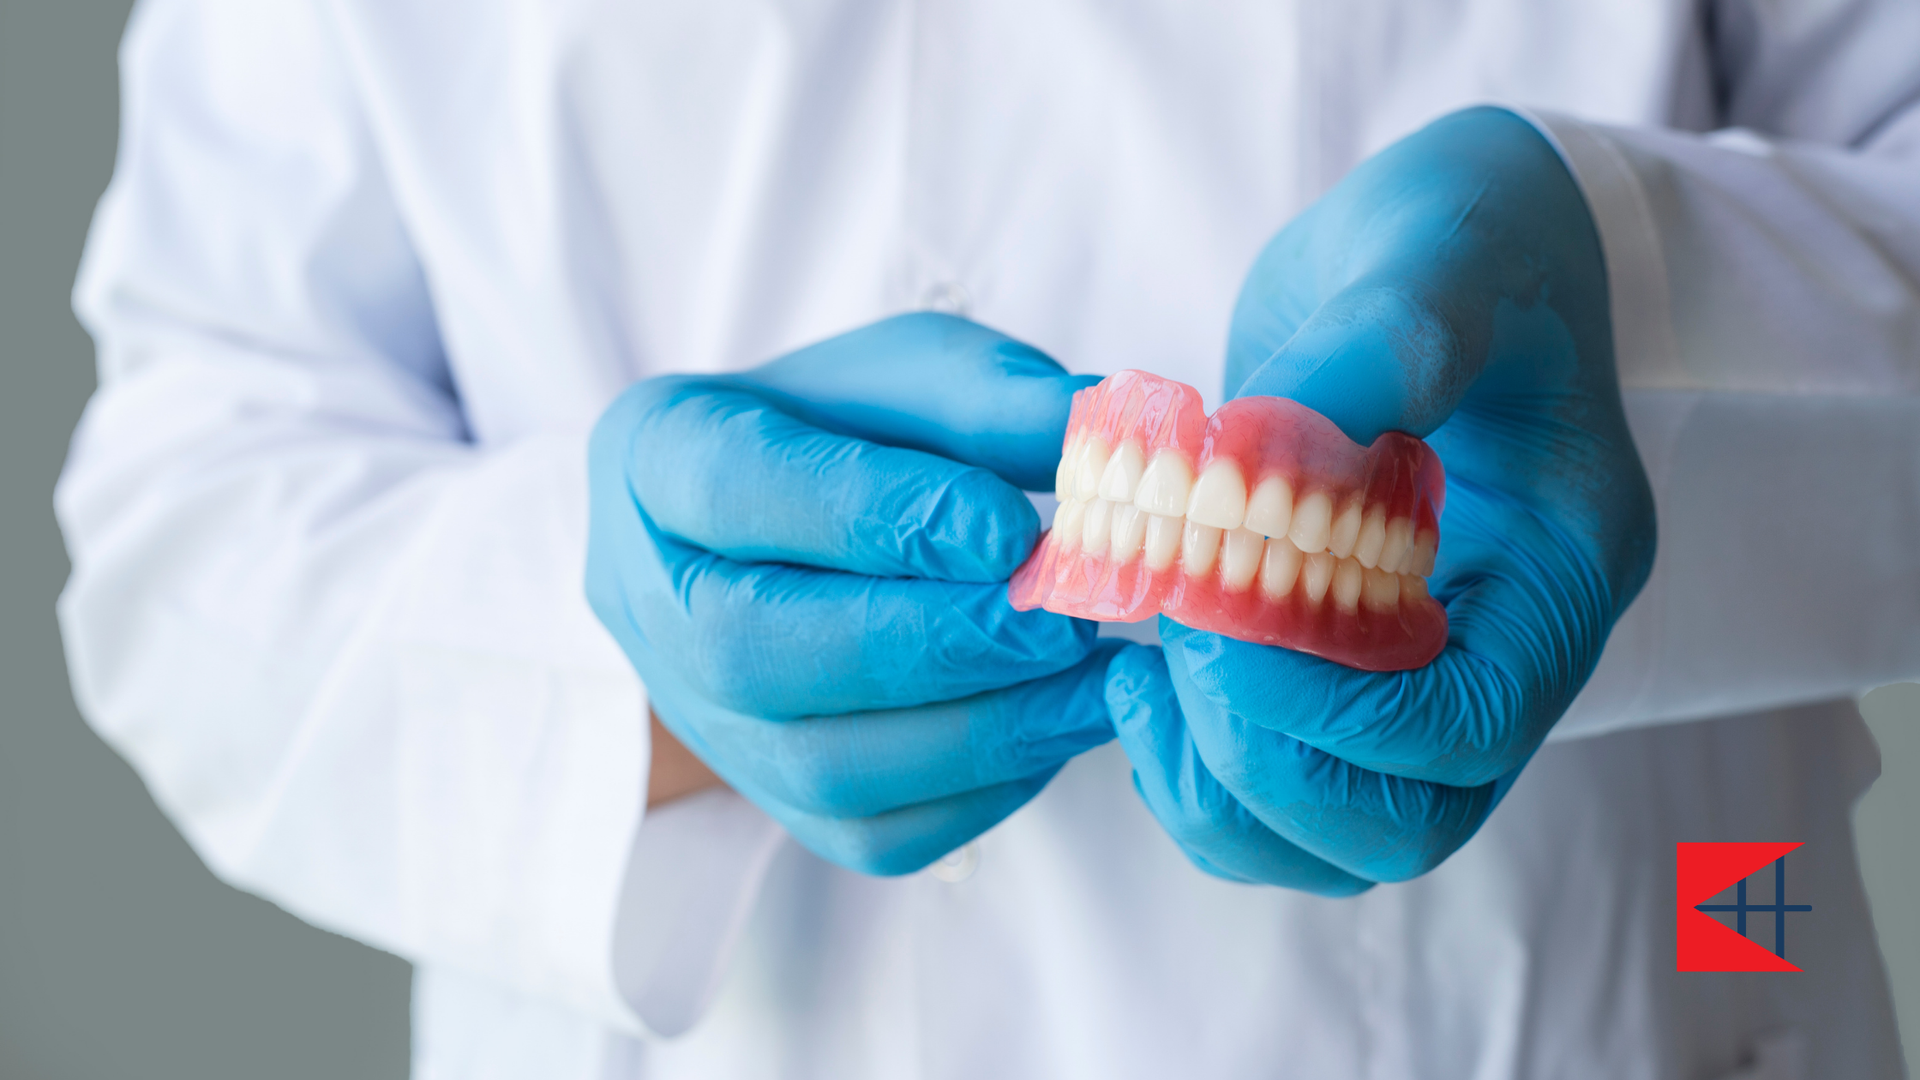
[1260,538,1304,599]
[1110,502,1148,560]
[1328,500,1363,559]
[1053,497,1088,549]
[1055,435,1082,501]
[1410,528,1438,577]
[1185,461,1248,530]
[1379,517,1413,573]
[1288,492,1333,553]
[1082,498,1113,554]
[1354,507,1388,568]
[1143,513,1183,571]
[1219,528,1264,592]
[1362,566,1400,611]
[1181,521,1223,577]
[1098,440,1147,503]
[1134,452,1195,518]
[1074,438,1111,502]
[1332,557,1363,612]
[1244,475,1295,538]
[1400,573,1430,603]
[1301,551,1336,603]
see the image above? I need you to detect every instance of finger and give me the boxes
[1162,480,1610,788]
[605,376,1041,582]
[769,770,1062,877]
[1164,632,1495,883]
[752,313,1102,492]
[1106,645,1372,894]
[624,515,1097,718]
[679,642,1122,819]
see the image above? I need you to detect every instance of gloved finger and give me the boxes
[1162,479,1611,788]
[678,642,1122,820]
[767,769,1063,877]
[751,312,1103,492]
[628,518,1096,718]
[1107,645,1373,895]
[1164,631,1496,883]
[607,375,1042,583]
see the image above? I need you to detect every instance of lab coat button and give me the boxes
[929,842,979,883]
[920,281,971,317]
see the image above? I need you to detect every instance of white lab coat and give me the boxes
[55,0,1920,1077]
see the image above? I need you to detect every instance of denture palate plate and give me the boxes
[1009,369,1448,671]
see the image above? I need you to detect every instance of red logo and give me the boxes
[1676,842,1810,972]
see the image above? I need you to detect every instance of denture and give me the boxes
[1009,370,1447,671]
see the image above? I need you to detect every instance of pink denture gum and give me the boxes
[1009,370,1447,671]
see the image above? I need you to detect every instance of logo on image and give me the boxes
[1676,842,1811,972]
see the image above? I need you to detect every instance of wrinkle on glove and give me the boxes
[1113,108,1655,888]
[589,313,1114,875]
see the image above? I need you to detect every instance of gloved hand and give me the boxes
[588,314,1117,875]
[1109,107,1657,892]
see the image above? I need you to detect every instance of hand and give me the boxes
[588,314,1117,875]
[1109,107,1656,891]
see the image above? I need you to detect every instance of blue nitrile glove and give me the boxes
[588,314,1119,875]
[1110,107,1657,891]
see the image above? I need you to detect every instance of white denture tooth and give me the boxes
[1052,496,1088,549]
[1110,502,1148,560]
[1260,538,1304,599]
[1074,437,1111,502]
[1332,557,1364,612]
[1355,506,1388,569]
[1186,461,1249,531]
[1219,528,1264,592]
[1054,451,1074,502]
[1182,521,1223,577]
[1362,567,1400,611]
[1379,517,1413,574]
[1400,573,1430,603]
[1134,451,1195,518]
[1328,500,1363,560]
[1143,513,1183,571]
[1410,528,1438,577]
[1302,551,1336,604]
[1098,440,1147,503]
[1082,498,1114,554]
[1288,491,1334,554]
[1245,475,1295,539]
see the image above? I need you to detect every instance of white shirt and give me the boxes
[56,1,1920,1077]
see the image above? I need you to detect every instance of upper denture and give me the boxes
[1008,370,1447,671]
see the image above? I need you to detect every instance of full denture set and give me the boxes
[1009,371,1449,671]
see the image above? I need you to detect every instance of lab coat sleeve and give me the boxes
[1520,1,1920,740]
[55,0,783,1036]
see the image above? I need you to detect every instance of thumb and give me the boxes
[1231,274,1485,447]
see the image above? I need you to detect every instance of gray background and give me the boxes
[1,1,1915,1077]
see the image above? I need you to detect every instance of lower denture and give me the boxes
[1009,370,1447,672]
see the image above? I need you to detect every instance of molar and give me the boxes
[1083,498,1113,554]
[1055,435,1083,502]
[1362,566,1400,611]
[1288,491,1333,554]
[1244,475,1294,539]
[1301,551,1336,603]
[1354,506,1387,569]
[1186,461,1248,531]
[1409,528,1438,577]
[1110,502,1147,561]
[1144,513,1183,571]
[1053,496,1088,549]
[1332,557,1363,612]
[1098,440,1147,503]
[1074,437,1111,502]
[1259,538,1303,599]
[1328,499,1362,560]
[1134,452,1195,518]
[1400,573,1430,603]
[1182,521,1223,577]
[1219,528,1264,592]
